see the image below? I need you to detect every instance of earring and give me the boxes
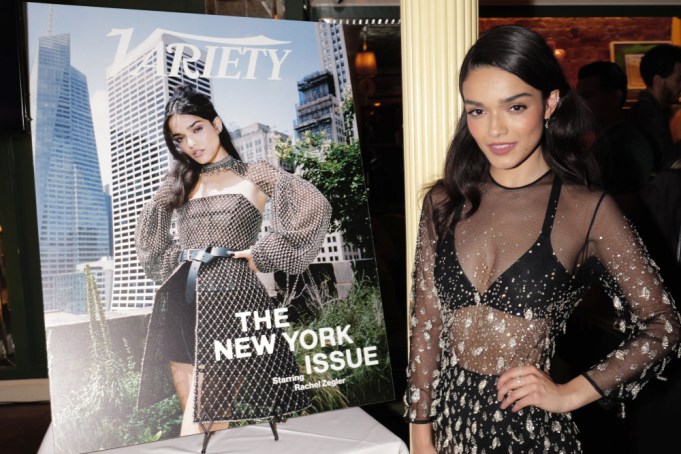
[544,119,549,130]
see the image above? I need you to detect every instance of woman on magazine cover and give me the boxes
[135,85,331,434]
[405,25,681,453]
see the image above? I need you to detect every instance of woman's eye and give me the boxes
[194,126,203,133]
[173,137,185,145]
[467,108,484,117]
[509,104,527,112]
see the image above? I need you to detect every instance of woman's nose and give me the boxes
[186,136,196,148]
[488,113,507,137]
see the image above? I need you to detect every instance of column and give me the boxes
[401,1,478,286]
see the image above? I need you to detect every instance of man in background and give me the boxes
[577,61,653,213]
[629,44,681,172]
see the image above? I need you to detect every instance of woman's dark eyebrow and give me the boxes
[501,92,533,103]
[464,92,533,106]
[172,120,202,137]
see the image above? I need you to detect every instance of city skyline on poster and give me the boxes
[27,4,392,453]
[28,4,326,187]
[28,3,357,315]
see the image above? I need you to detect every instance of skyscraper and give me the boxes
[33,33,111,311]
[294,70,346,143]
[231,122,288,165]
[316,23,357,142]
[52,258,114,314]
[317,23,351,107]
[293,68,364,267]
[107,31,211,310]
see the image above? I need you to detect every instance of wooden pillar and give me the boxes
[401,2,478,445]
[401,3,478,290]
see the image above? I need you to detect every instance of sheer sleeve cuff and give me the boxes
[581,372,605,397]
[406,417,435,424]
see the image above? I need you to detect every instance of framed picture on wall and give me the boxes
[610,41,670,92]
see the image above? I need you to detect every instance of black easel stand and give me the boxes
[198,402,285,452]
[199,411,215,454]
[269,419,279,441]
[268,399,284,441]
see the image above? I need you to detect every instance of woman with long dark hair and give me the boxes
[405,25,681,453]
[135,85,331,434]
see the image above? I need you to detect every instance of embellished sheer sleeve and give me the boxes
[247,161,332,274]
[135,177,180,283]
[582,194,681,404]
[404,193,443,423]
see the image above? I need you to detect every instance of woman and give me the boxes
[405,25,681,453]
[135,85,331,435]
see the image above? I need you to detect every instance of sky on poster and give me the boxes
[26,3,323,186]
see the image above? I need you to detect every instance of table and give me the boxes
[39,407,409,454]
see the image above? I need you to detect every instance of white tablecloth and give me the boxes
[39,407,409,454]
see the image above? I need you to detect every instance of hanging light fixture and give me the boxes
[355,26,377,78]
[546,38,566,62]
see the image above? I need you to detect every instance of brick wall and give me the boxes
[480,17,672,88]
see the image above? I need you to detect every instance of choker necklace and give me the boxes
[489,169,551,190]
[200,156,235,175]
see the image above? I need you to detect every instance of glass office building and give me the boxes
[33,33,111,312]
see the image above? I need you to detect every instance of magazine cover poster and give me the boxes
[27,3,394,452]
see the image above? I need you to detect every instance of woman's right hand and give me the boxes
[411,424,438,454]
[232,248,260,273]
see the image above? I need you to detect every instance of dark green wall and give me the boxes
[0,135,47,380]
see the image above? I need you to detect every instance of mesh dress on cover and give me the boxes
[405,172,681,453]
[135,157,331,423]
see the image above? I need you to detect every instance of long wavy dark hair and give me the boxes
[163,85,241,208]
[430,25,599,238]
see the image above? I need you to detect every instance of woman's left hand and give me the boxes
[232,249,260,273]
[497,365,580,414]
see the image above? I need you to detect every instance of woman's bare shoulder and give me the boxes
[559,182,626,234]
[560,181,607,210]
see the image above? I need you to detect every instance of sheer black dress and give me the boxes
[136,157,331,423]
[405,171,681,453]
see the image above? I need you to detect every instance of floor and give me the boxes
[0,402,51,454]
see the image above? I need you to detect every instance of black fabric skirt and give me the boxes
[138,259,312,423]
[433,361,582,453]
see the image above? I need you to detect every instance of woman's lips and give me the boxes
[192,149,204,158]
[488,142,516,155]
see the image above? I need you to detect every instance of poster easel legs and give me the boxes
[269,398,283,441]
[269,419,279,441]
[199,411,214,454]
[198,404,284,452]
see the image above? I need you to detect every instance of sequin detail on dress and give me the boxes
[405,174,681,453]
[136,158,332,423]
